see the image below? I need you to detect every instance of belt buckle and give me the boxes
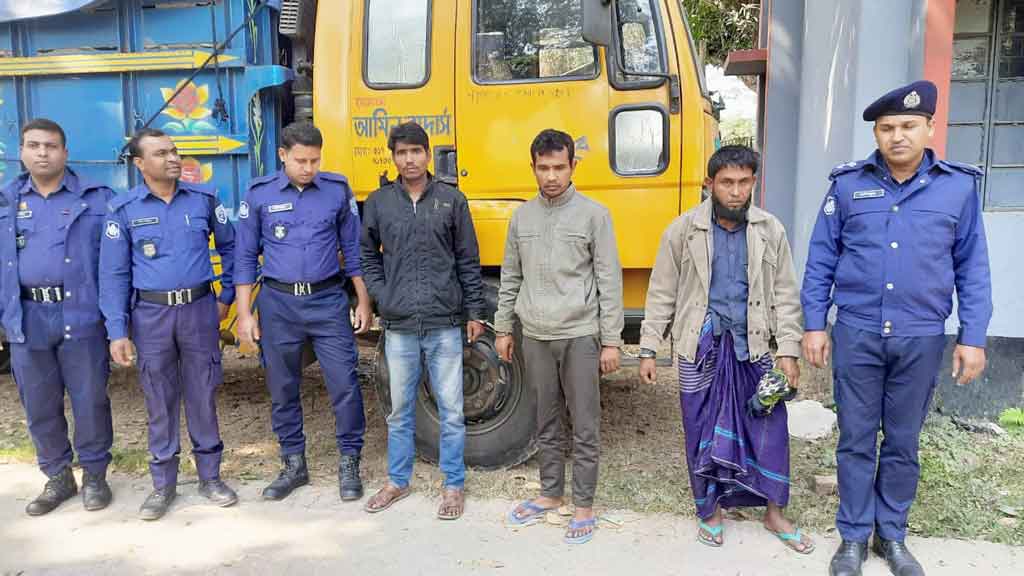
[167,288,193,306]
[294,282,312,296]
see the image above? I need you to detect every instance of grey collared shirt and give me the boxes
[709,219,749,360]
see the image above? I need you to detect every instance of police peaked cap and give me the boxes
[862,80,937,121]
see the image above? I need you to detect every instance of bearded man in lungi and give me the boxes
[638,145,813,553]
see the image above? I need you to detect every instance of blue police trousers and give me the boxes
[832,322,946,542]
[257,283,365,456]
[11,301,112,477]
[131,293,224,490]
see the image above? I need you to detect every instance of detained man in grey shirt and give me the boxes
[495,129,624,545]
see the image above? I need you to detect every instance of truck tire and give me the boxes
[373,324,536,470]
[0,345,9,374]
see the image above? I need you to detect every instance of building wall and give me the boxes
[758,0,1022,417]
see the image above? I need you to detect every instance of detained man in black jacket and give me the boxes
[360,122,486,520]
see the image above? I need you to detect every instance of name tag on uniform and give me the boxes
[131,217,160,227]
[853,189,885,200]
[267,202,294,213]
[16,210,32,219]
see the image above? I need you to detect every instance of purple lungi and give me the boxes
[678,316,790,520]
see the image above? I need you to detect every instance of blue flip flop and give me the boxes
[697,520,724,547]
[564,517,597,545]
[506,500,555,526]
[768,527,816,554]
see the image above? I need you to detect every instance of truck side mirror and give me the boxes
[582,0,613,46]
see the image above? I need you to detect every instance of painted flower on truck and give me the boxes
[160,80,216,134]
[180,157,213,184]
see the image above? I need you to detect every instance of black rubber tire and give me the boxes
[0,345,9,374]
[373,325,536,470]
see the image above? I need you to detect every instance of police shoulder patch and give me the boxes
[829,160,863,180]
[349,196,359,216]
[238,201,250,219]
[939,160,984,177]
[318,171,349,185]
[823,196,837,216]
[105,220,121,239]
[215,203,228,224]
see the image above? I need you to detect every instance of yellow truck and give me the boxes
[0,0,718,468]
[310,0,720,467]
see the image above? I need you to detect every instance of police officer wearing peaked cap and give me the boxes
[0,118,114,516]
[99,127,240,521]
[234,121,373,503]
[801,81,992,576]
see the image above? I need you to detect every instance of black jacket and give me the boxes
[360,178,486,331]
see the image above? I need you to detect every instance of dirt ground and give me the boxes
[1,342,1020,546]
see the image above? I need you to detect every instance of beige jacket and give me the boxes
[494,185,624,346]
[639,199,803,362]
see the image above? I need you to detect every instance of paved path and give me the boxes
[1,462,1019,575]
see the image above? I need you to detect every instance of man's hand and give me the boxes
[639,358,657,385]
[466,320,485,343]
[110,338,135,367]
[952,344,986,385]
[600,346,620,375]
[217,302,230,322]
[496,334,514,362]
[352,301,372,335]
[802,330,831,369]
[237,314,260,346]
[776,356,801,390]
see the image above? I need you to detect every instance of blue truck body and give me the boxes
[0,0,292,216]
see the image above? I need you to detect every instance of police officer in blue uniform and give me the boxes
[234,122,372,502]
[0,118,114,515]
[801,81,992,576]
[99,128,239,521]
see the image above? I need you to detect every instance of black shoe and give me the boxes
[198,479,238,507]
[338,454,363,501]
[873,537,925,576]
[25,467,78,516]
[262,453,309,501]
[139,487,177,521]
[81,470,112,511]
[830,540,868,576]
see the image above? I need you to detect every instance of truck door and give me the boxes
[454,0,609,207]
[342,0,457,198]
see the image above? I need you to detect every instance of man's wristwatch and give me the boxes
[638,348,657,359]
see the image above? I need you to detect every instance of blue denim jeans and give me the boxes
[385,327,465,488]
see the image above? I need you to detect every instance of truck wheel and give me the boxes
[373,325,536,470]
[0,345,9,373]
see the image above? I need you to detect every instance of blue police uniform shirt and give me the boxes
[0,168,112,344]
[708,219,750,360]
[99,180,235,341]
[15,174,82,286]
[801,149,993,347]
[234,170,363,286]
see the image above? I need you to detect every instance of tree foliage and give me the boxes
[682,0,760,66]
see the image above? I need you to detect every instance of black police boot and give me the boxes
[139,486,177,521]
[26,467,78,516]
[829,540,868,576]
[81,470,113,511]
[262,453,309,501]
[198,478,239,507]
[338,453,363,501]
[873,537,925,576]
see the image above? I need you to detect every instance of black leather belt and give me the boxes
[137,283,211,306]
[264,275,343,296]
[21,285,65,303]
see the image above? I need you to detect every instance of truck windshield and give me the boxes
[474,0,598,83]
